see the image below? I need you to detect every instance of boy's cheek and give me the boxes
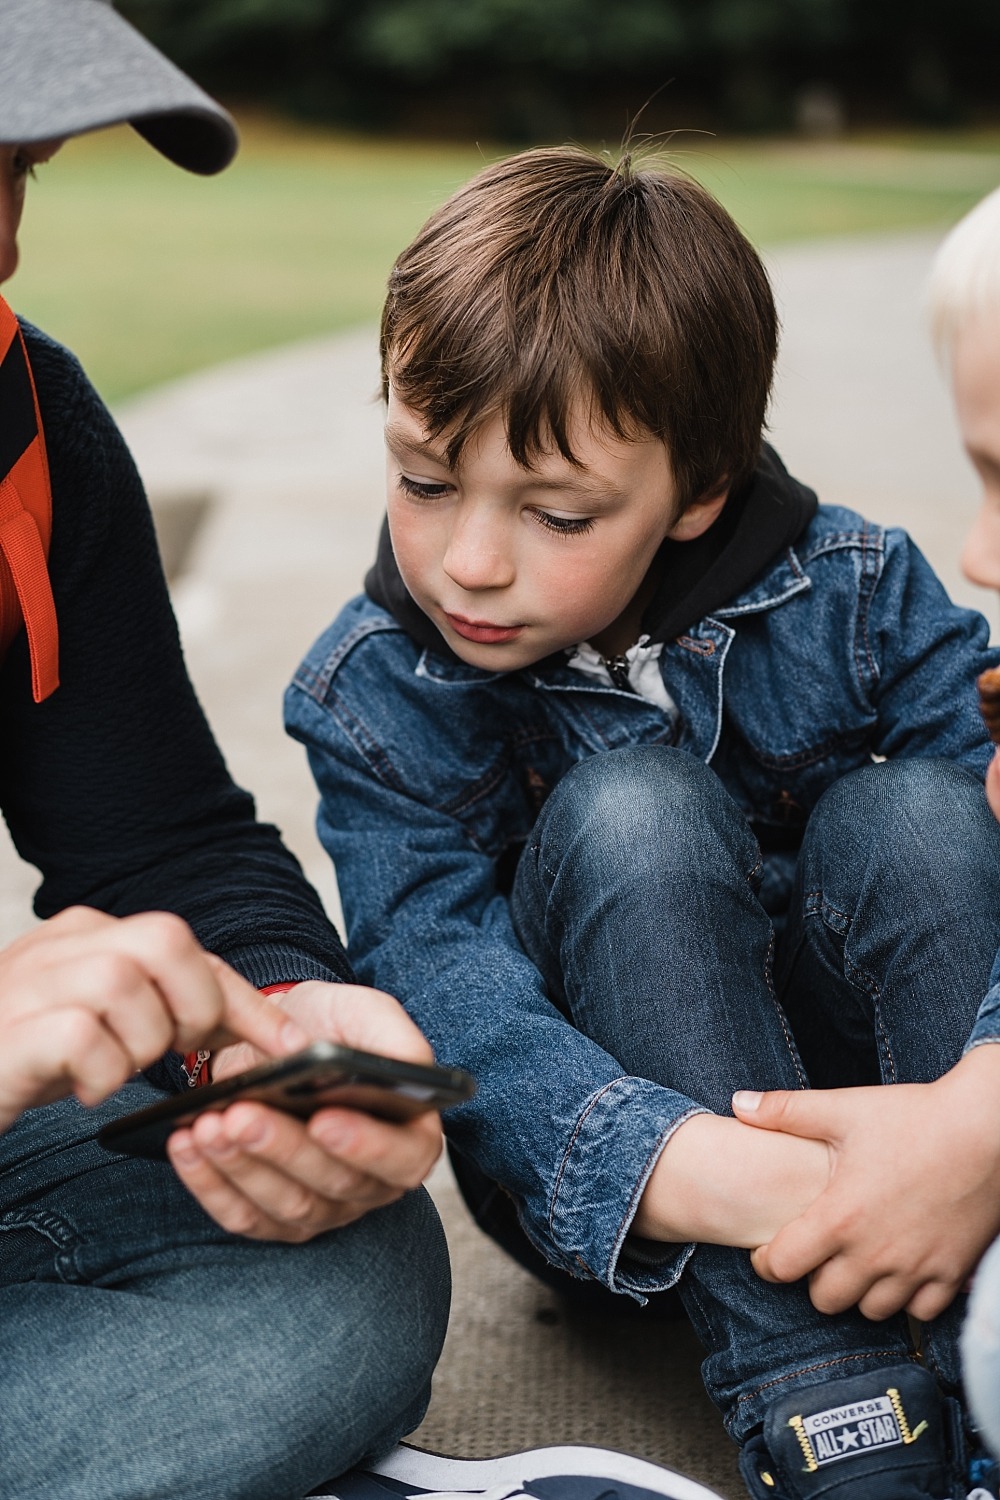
[986,750,1000,825]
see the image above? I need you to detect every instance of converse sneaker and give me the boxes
[738,1362,973,1500]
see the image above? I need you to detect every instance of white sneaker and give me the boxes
[312,1442,726,1500]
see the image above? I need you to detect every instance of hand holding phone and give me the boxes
[98,1041,475,1160]
[123,977,459,1246]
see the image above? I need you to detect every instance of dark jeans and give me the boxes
[458,748,1000,1440]
[0,1079,451,1499]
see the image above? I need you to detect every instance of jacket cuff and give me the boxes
[965,951,1000,1051]
[966,990,1000,1051]
[547,1076,709,1299]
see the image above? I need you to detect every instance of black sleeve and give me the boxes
[0,324,354,993]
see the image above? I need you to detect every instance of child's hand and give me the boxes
[733,1044,1000,1322]
[168,981,443,1243]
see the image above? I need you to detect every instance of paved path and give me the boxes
[0,230,991,1495]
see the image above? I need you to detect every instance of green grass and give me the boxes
[10,115,1000,402]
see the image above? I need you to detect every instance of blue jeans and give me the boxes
[499,747,1000,1441]
[0,1079,451,1500]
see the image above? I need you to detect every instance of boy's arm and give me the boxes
[865,525,998,772]
[287,652,831,1288]
[2,328,352,991]
[732,1041,1000,1321]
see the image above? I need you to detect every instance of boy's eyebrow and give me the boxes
[384,422,626,503]
[384,423,451,468]
[526,474,627,504]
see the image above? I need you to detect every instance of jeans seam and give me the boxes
[762,925,808,1089]
[735,1348,915,1419]
[842,954,898,1085]
[0,1209,79,1283]
[548,1079,623,1272]
[805,891,898,1086]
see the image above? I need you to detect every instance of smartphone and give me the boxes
[97,1041,476,1161]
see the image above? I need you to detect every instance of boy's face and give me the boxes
[384,388,727,672]
[953,311,1000,821]
[955,312,1000,593]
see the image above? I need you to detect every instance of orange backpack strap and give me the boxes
[0,294,58,702]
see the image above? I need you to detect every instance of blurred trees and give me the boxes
[120,0,1000,136]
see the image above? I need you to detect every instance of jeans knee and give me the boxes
[531,746,752,886]
[339,1188,451,1381]
[259,1189,451,1475]
[805,758,1000,887]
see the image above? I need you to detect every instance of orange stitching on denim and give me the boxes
[736,1352,912,1412]
[548,1079,621,1237]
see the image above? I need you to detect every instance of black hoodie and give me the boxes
[365,443,818,665]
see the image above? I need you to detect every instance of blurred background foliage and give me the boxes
[119,0,1000,138]
[8,1,1000,402]
[13,119,1000,402]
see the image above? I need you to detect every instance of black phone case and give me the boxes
[97,1042,475,1160]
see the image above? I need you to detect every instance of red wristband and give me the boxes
[182,983,300,1087]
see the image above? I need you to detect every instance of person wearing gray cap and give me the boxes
[0,5,450,1498]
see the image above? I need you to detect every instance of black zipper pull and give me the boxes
[601,654,634,692]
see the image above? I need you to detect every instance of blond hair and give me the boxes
[928,185,1000,357]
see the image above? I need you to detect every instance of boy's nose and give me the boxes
[442,509,516,592]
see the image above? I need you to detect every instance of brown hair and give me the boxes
[380,145,778,511]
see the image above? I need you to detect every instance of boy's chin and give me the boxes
[443,628,549,674]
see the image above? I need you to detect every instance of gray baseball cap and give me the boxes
[0,0,238,174]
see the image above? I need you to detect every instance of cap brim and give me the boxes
[0,0,238,174]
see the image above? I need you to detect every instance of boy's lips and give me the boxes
[443,612,524,644]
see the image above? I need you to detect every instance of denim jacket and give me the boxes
[286,504,999,1296]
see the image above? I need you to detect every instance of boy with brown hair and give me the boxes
[287,147,1000,1499]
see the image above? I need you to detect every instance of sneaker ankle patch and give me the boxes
[757,1363,956,1498]
[788,1387,923,1470]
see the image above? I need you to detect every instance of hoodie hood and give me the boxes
[365,443,818,664]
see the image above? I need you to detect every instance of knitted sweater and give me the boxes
[2,323,352,1084]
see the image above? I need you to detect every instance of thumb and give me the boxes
[732,1086,837,1140]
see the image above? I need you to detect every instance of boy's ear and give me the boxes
[666,483,730,542]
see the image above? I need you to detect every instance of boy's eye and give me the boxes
[533,509,596,537]
[397,474,452,500]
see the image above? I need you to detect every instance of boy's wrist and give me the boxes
[633,1112,830,1249]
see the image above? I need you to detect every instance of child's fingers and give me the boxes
[732,1087,845,1142]
[906,1277,962,1323]
[307,1105,443,1192]
[804,1254,883,1317]
[750,1208,838,1286]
